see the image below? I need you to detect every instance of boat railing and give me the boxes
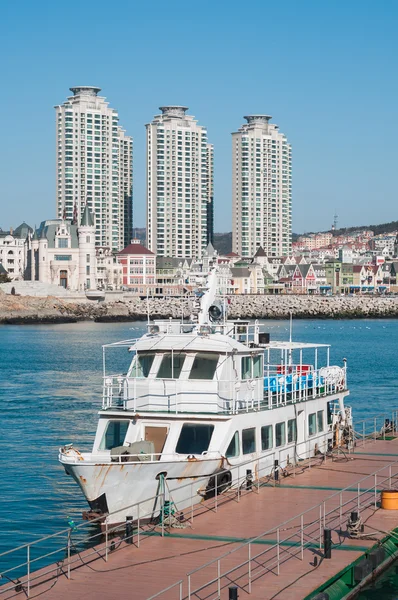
[3,438,398,598]
[60,449,223,465]
[101,363,347,413]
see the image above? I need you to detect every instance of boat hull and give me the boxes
[60,456,224,525]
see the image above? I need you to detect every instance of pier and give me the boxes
[3,432,398,599]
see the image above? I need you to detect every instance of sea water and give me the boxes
[0,319,397,590]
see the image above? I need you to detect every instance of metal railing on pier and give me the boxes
[2,434,397,599]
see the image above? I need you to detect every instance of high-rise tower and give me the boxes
[146,106,213,259]
[55,86,133,252]
[232,115,292,257]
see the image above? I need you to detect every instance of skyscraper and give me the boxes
[146,106,213,259]
[232,115,292,257]
[55,86,133,251]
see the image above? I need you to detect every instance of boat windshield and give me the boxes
[130,352,155,377]
[100,420,129,450]
[189,353,218,380]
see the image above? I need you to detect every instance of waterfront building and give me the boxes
[0,223,32,280]
[96,247,122,291]
[117,240,156,294]
[55,86,133,252]
[26,206,97,291]
[232,114,292,258]
[146,106,213,259]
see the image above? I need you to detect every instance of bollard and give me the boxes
[274,460,279,483]
[125,515,134,544]
[246,469,253,491]
[229,586,238,600]
[323,528,332,559]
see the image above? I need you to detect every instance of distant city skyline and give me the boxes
[0,0,397,233]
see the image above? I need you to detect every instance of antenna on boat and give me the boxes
[146,290,150,329]
[288,311,293,367]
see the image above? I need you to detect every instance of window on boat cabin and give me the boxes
[189,353,218,380]
[275,422,286,447]
[242,428,256,454]
[241,355,263,379]
[100,420,129,450]
[308,413,317,436]
[241,356,252,379]
[157,353,186,379]
[317,410,324,433]
[253,355,263,378]
[261,425,273,451]
[287,419,297,443]
[226,431,240,457]
[327,401,334,426]
[132,352,155,377]
[176,423,214,454]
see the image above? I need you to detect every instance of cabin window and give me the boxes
[226,431,240,457]
[133,353,155,377]
[176,424,214,454]
[287,419,297,443]
[100,420,129,450]
[189,353,218,380]
[157,353,186,379]
[275,422,286,447]
[317,410,324,433]
[261,425,273,451]
[241,356,252,379]
[327,402,334,425]
[253,355,263,378]
[308,413,317,436]
[242,428,256,454]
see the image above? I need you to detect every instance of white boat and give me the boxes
[59,269,352,526]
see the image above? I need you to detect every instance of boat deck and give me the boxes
[4,438,398,600]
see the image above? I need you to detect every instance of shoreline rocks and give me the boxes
[1,288,398,324]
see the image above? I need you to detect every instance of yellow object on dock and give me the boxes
[381,490,398,510]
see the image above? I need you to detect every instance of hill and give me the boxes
[294,220,398,239]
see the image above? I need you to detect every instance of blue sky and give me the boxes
[0,0,397,234]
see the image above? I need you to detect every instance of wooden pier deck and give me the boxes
[4,438,398,600]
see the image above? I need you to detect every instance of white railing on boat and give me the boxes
[101,364,347,413]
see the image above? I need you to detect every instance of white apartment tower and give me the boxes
[146,106,213,259]
[55,86,133,252]
[232,115,292,257]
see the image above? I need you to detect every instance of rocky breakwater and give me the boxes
[1,289,398,324]
[228,295,398,319]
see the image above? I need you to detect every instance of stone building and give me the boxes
[0,223,32,280]
[26,206,97,291]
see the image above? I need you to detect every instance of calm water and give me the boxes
[0,319,398,591]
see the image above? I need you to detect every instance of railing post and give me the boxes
[179,580,183,600]
[319,505,322,548]
[237,465,240,501]
[105,520,108,561]
[191,482,194,522]
[161,490,165,537]
[323,501,326,528]
[301,515,304,560]
[339,492,343,528]
[188,574,191,600]
[217,559,221,598]
[248,543,252,592]
[137,502,140,548]
[257,457,260,494]
[215,473,218,512]
[27,544,30,597]
[277,528,280,575]
[357,483,360,513]
[67,529,71,580]
[374,474,377,508]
